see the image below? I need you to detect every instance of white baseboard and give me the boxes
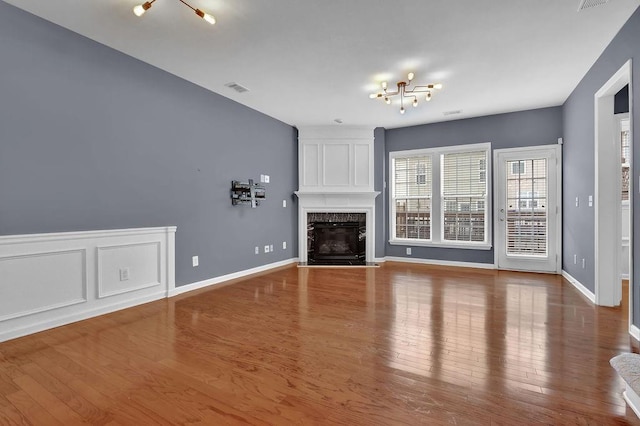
[624,385,640,419]
[384,256,496,270]
[374,257,386,263]
[169,258,299,297]
[0,291,166,343]
[622,274,630,280]
[630,324,640,342]
[562,270,596,303]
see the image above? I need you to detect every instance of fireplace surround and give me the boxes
[307,213,366,265]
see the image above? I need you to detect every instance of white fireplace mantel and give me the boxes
[295,191,380,263]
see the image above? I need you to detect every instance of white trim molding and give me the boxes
[384,256,496,270]
[630,324,640,342]
[562,270,596,304]
[0,226,176,343]
[169,258,299,297]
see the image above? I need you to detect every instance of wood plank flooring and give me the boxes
[1,262,640,425]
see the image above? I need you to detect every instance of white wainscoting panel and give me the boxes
[302,143,320,187]
[0,227,176,342]
[354,143,371,188]
[0,249,87,321]
[323,143,350,186]
[97,242,161,298]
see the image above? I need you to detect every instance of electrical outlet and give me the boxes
[406,247,412,255]
[575,196,579,207]
[282,199,287,208]
[269,244,273,252]
[574,254,577,264]
[192,256,199,267]
[264,245,270,253]
[588,195,593,207]
[282,241,287,250]
[264,175,270,183]
[119,267,130,281]
[260,174,266,183]
[255,246,259,255]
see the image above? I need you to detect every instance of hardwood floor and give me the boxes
[1,262,640,425]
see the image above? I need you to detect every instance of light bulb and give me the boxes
[133,2,152,16]
[434,83,443,90]
[400,107,405,114]
[426,92,432,101]
[412,99,418,107]
[381,81,387,90]
[195,9,216,25]
[385,97,391,105]
[369,93,378,99]
[407,72,414,81]
[203,12,216,25]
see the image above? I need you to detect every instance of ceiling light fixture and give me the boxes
[132,0,216,25]
[370,73,442,114]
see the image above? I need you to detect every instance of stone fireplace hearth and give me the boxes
[295,126,379,264]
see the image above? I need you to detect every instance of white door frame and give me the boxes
[493,144,562,273]
[594,59,632,310]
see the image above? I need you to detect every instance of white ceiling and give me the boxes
[5,0,640,129]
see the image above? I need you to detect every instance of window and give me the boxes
[416,163,427,185]
[390,143,491,248]
[511,161,526,175]
[479,158,487,183]
[442,150,489,243]
[393,156,432,240]
[620,117,630,201]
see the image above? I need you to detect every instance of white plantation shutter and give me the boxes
[393,156,432,240]
[442,151,488,242]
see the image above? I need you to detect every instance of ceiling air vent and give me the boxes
[577,0,609,11]
[443,110,462,116]
[225,82,249,93]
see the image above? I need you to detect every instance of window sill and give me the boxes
[389,239,492,251]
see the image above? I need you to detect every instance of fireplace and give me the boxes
[307,213,366,265]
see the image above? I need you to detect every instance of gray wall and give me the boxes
[384,107,563,263]
[562,6,640,322]
[0,2,298,287]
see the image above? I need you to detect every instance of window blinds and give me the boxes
[442,151,487,242]
[394,156,432,239]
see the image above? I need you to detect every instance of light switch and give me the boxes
[283,199,287,208]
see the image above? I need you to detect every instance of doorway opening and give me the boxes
[594,59,633,330]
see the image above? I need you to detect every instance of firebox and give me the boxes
[308,221,365,265]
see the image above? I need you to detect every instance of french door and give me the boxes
[494,146,561,273]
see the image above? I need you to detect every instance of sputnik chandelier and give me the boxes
[133,0,216,25]
[370,73,442,114]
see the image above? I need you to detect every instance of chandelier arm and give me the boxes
[177,0,197,11]
[410,85,437,92]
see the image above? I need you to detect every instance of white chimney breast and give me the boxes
[297,126,374,193]
[295,126,379,264]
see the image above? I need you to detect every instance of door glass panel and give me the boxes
[505,159,547,256]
